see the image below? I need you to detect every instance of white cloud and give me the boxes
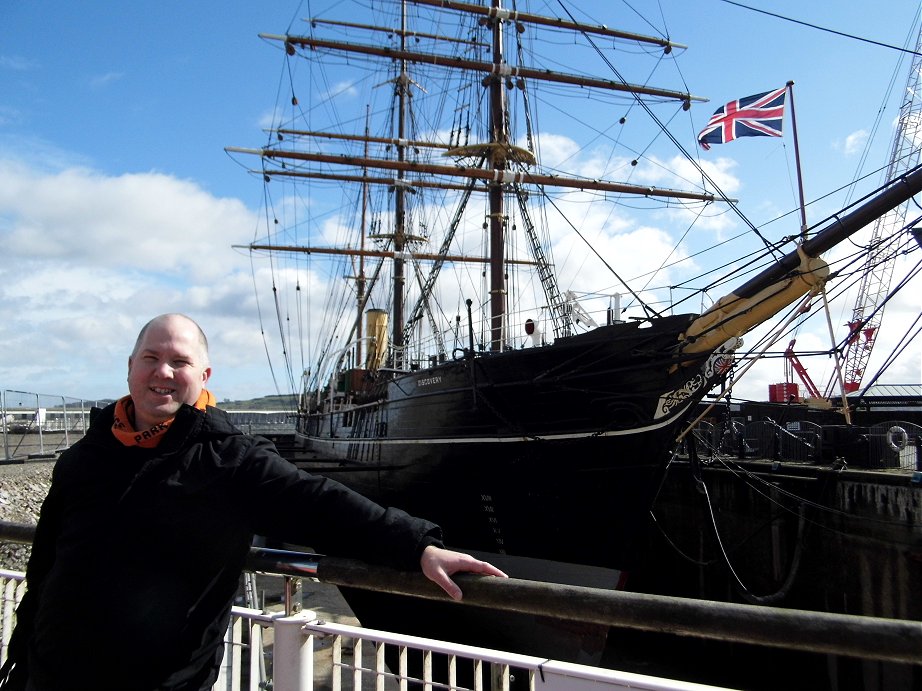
[0,157,284,401]
[326,79,360,100]
[0,160,251,279]
[89,71,125,89]
[0,56,35,71]
[842,129,869,156]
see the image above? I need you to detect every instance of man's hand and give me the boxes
[420,545,508,601]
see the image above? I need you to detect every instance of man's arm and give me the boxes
[240,436,508,591]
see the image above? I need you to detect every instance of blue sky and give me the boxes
[1,0,920,404]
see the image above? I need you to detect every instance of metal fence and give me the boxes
[0,388,297,463]
[0,525,920,690]
[0,390,101,462]
[224,411,297,436]
[0,570,731,691]
[690,416,922,469]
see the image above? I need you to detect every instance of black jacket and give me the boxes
[8,402,442,690]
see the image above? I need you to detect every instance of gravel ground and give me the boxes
[0,461,54,572]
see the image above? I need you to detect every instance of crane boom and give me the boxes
[836,23,922,394]
[784,339,822,399]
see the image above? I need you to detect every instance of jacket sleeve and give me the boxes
[238,436,443,571]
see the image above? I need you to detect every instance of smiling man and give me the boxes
[126,313,212,435]
[3,313,505,691]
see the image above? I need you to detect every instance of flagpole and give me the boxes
[786,80,808,239]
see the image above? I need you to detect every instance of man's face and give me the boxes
[127,316,211,431]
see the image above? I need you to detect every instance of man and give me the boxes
[3,313,505,690]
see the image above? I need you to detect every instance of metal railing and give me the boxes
[224,411,297,436]
[688,415,922,469]
[0,570,26,665]
[269,614,731,691]
[1,389,102,462]
[2,524,922,690]
[3,526,920,665]
[0,390,299,462]
[0,569,732,691]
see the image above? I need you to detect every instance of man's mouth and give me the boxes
[150,387,175,396]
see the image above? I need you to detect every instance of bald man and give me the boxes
[4,313,504,691]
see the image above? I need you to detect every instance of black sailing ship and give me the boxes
[228,0,922,660]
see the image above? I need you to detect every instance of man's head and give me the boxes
[127,313,212,431]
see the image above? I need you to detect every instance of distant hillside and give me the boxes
[219,394,298,411]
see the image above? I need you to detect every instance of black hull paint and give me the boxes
[297,316,733,576]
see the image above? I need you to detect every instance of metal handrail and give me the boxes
[2,521,920,665]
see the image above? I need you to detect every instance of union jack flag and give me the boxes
[697,87,787,150]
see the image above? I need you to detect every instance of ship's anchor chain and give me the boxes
[714,365,737,460]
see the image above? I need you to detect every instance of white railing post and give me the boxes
[0,573,26,665]
[272,610,315,691]
[1,390,8,462]
[216,614,243,691]
[248,619,266,691]
[213,607,264,691]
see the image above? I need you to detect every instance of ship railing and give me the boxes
[224,410,297,436]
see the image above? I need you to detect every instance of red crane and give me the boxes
[784,339,821,400]
[834,22,922,394]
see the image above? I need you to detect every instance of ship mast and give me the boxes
[486,0,508,351]
[228,2,716,369]
[392,1,410,368]
[356,107,370,367]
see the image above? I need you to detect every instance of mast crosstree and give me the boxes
[228,0,714,363]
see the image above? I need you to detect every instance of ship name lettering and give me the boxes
[417,376,442,387]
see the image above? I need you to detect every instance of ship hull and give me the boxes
[296,315,733,577]
[291,316,735,663]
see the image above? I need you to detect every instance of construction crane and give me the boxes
[833,21,922,394]
[784,339,822,399]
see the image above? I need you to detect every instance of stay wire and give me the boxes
[554,1,781,261]
[718,0,922,57]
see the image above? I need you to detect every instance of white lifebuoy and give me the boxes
[887,425,909,452]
